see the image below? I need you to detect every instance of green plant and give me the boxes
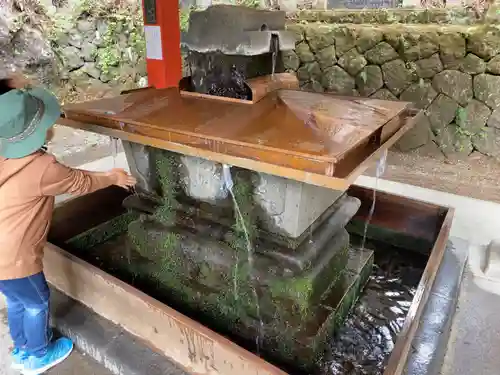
[359,70,367,84]
[455,107,468,127]
[96,18,120,75]
[235,0,261,8]
[180,7,193,32]
[44,0,146,80]
[75,0,127,16]
[129,29,146,58]
[228,171,258,253]
[153,151,180,226]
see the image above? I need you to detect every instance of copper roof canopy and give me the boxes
[60,74,417,191]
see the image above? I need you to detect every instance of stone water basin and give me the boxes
[45,78,453,374]
[46,182,452,375]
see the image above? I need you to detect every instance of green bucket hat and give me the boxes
[0,87,61,159]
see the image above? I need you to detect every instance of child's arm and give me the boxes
[39,157,136,196]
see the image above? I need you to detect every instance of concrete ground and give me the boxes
[2,131,500,374]
[439,268,500,375]
[0,306,112,375]
[364,148,500,205]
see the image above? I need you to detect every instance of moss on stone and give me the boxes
[283,21,500,161]
[128,221,182,268]
[286,8,482,25]
[125,155,261,324]
[228,170,258,253]
[255,249,374,373]
[66,211,138,251]
[269,277,314,316]
[268,240,349,317]
[126,150,184,292]
[44,0,146,84]
[152,150,180,226]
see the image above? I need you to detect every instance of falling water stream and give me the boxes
[111,137,119,169]
[110,135,132,265]
[271,35,279,78]
[223,168,264,354]
[360,149,387,252]
[222,164,264,354]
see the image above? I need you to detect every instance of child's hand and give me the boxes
[108,169,137,189]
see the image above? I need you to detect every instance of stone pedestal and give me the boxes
[116,146,373,370]
[123,143,343,238]
[115,8,373,370]
[254,172,343,239]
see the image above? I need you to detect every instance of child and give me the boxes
[0,76,136,375]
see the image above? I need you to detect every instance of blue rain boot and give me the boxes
[22,337,73,375]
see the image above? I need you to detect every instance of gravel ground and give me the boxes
[365,148,500,204]
[47,125,119,168]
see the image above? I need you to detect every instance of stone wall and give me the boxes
[0,1,56,86]
[1,0,151,102]
[282,23,500,160]
[51,15,148,96]
[286,7,487,24]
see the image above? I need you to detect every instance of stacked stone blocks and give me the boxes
[283,23,500,160]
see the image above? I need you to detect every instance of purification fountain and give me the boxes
[51,5,443,375]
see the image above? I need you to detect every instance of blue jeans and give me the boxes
[0,272,51,357]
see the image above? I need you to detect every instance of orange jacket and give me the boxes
[0,151,115,280]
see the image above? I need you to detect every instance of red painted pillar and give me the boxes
[141,0,182,89]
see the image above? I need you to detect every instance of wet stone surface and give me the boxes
[60,218,426,375]
[187,51,278,100]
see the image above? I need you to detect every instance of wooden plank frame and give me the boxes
[44,185,453,375]
[56,109,417,192]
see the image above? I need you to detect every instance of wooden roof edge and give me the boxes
[56,111,418,191]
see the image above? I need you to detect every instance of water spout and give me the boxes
[222,164,234,191]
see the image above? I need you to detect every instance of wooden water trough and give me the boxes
[45,74,453,375]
